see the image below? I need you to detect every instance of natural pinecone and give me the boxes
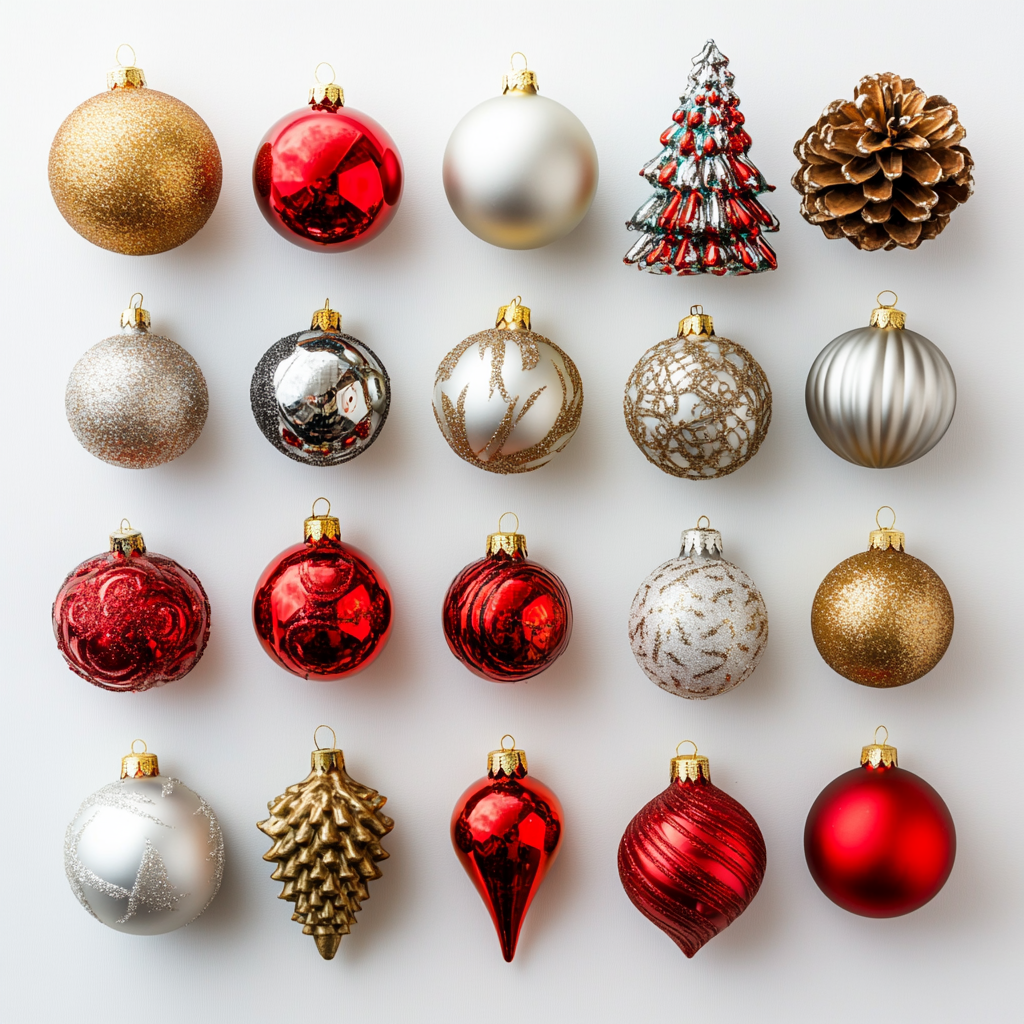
[792,73,973,250]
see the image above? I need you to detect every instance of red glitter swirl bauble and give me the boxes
[442,519,571,682]
[451,738,563,962]
[52,523,210,692]
[804,731,955,917]
[618,744,766,957]
[253,503,392,680]
[252,72,402,252]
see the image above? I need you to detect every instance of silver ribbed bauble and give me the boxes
[66,297,208,469]
[433,298,583,474]
[64,743,224,936]
[251,301,389,467]
[805,294,956,468]
[442,56,598,249]
[629,520,768,699]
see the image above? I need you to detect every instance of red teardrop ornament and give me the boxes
[451,740,563,961]
[618,745,766,957]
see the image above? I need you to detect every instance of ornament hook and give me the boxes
[314,62,337,85]
[676,739,698,757]
[696,515,711,530]
[119,518,132,532]
[314,724,337,750]
[130,738,148,754]
[311,496,332,518]
[500,734,516,751]
[497,511,520,534]
[875,506,897,530]
[690,304,704,316]
[873,725,889,746]
[128,292,143,310]
[115,43,137,68]
[876,290,898,309]
[509,52,528,71]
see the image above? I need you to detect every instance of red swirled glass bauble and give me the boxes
[804,737,955,917]
[52,525,210,692]
[443,525,571,682]
[618,748,766,957]
[253,508,392,680]
[451,741,563,962]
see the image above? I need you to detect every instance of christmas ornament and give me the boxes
[49,46,222,255]
[624,40,778,275]
[806,292,956,468]
[53,520,210,692]
[619,741,766,957]
[258,725,393,959]
[65,740,224,934]
[793,72,973,250]
[253,499,392,680]
[629,517,767,698]
[253,63,403,251]
[443,53,598,249]
[433,298,583,473]
[250,300,389,466]
[805,727,955,917]
[451,736,563,961]
[812,508,953,687]
[624,304,771,478]
[66,294,208,469]
[443,513,572,682]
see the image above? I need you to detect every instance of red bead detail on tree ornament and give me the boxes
[252,536,392,680]
[442,549,572,683]
[252,105,403,252]
[804,762,955,917]
[53,549,210,692]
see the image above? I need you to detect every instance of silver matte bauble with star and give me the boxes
[64,743,224,936]
[443,56,598,249]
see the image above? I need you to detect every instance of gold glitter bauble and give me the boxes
[811,547,953,687]
[49,86,222,255]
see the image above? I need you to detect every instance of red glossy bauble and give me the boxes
[618,744,766,957]
[252,76,402,252]
[52,523,210,692]
[451,739,563,962]
[253,504,392,680]
[804,733,955,917]
[443,521,571,682]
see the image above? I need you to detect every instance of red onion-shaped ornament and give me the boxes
[253,64,403,252]
[618,741,766,957]
[804,727,955,917]
[443,514,572,682]
[253,499,392,680]
[52,521,210,692]
[451,736,563,961]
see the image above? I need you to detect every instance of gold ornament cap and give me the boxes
[486,512,528,557]
[311,725,345,773]
[120,293,151,330]
[304,497,342,543]
[110,519,146,556]
[121,739,159,779]
[501,53,538,95]
[860,726,898,768]
[309,62,345,107]
[670,740,711,783]
[678,304,714,338]
[310,299,341,332]
[869,291,907,330]
[868,506,905,551]
[488,735,529,777]
[495,296,531,331]
[107,46,146,89]
[681,516,723,558]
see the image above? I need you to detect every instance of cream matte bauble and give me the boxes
[629,520,768,698]
[806,293,956,467]
[433,298,583,474]
[443,56,598,249]
[64,743,224,935]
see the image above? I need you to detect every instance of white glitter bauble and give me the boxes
[65,747,224,935]
[629,523,768,698]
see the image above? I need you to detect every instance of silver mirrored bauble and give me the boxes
[629,525,768,698]
[805,323,956,468]
[65,775,224,935]
[443,92,598,249]
[251,327,389,466]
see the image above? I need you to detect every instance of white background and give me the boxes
[2,1,1020,1020]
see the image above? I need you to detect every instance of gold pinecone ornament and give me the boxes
[792,73,973,250]
[258,728,394,959]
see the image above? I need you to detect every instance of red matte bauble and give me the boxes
[53,541,210,692]
[618,756,766,957]
[253,100,403,252]
[443,548,572,682]
[804,761,955,917]
[451,750,563,962]
[253,532,392,680]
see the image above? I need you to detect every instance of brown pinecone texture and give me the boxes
[792,73,973,250]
